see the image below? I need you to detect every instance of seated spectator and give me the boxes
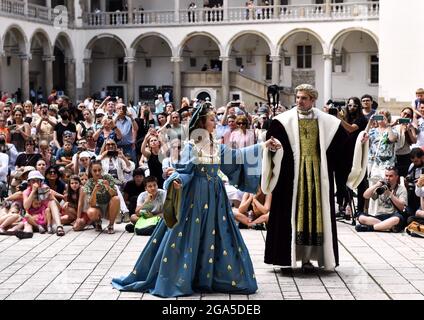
[55,141,74,167]
[0,203,22,235]
[38,140,56,168]
[61,175,81,225]
[233,187,271,230]
[0,132,18,172]
[18,170,65,239]
[9,106,31,152]
[356,167,408,232]
[15,137,42,168]
[45,166,66,201]
[123,168,145,216]
[93,116,122,155]
[78,160,120,234]
[35,159,47,177]
[125,176,165,236]
[73,150,92,174]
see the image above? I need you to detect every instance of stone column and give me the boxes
[46,0,52,21]
[24,0,28,16]
[174,0,179,23]
[20,54,30,101]
[220,56,230,104]
[273,0,279,19]
[67,0,75,24]
[223,0,228,21]
[323,54,333,104]
[271,55,281,85]
[65,58,76,102]
[125,56,136,104]
[171,57,182,107]
[127,0,133,23]
[0,52,4,94]
[42,55,55,97]
[83,58,92,98]
[325,0,331,16]
[87,0,92,13]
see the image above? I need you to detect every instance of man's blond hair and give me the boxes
[295,84,318,100]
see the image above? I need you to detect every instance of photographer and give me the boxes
[356,167,407,232]
[35,103,57,143]
[405,148,424,214]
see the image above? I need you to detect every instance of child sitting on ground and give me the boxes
[61,175,81,225]
[0,203,22,235]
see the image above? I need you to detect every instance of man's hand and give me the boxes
[173,180,182,190]
[265,136,282,152]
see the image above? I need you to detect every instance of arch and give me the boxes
[329,27,379,53]
[85,33,127,52]
[53,32,75,59]
[225,30,274,57]
[178,32,223,57]
[29,28,53,56]
[2,24,29,54]
[130,32,173,55]
[277,28,326,55]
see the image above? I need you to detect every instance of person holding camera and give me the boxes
[93,116,122,155]
[404,148,424,214]
[35,104,57,143]
[394,107,417,177]
[135,103,155,157]
[368,110,399,183]
[76,109,94,140]
[98,139,134,185]
[10,107,31,152]
[115,103,138,163]
[356,167,407,232]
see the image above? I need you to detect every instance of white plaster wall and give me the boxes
[379,0,424,103]
[1,56,21,94]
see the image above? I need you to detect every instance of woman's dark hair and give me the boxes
[88,160,103,179]
[190,106,215,144]
[344,97,363,124]
[46,165,60,180]
[156,112,168,125]
[67,175,81,206]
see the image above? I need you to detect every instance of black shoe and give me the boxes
[355,224,373,232]
[125,223,135,233]
[280,267,293,275]
[238,223,248,229]
[253,223,266,231]
[15,231,33,239]
[301,262,315,274]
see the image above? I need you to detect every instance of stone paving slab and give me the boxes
[1,220,424,300]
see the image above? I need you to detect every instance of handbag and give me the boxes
[405,221,424,238]
[134,215,161,232]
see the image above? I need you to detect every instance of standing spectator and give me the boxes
[395,107,417,176]
[38,140,56,168]
[76,109,95,140]
[23,101,36,125]
[140,130,165,189]
[135,103,155,157]
[154,94,165,115]
[413,88,424,110]
[361,94,376,120]
[115,104,138,162]
[188,2,197,22]
[35,104,57,143]
[412,101,424,148]
[0,116,10,143]
[221,114,238,146]
[93,116,122,155]
[53,108,76,149]
[10,107,31,152]
[229,115,255,148]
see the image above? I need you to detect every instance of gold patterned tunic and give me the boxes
[296,119,324,246]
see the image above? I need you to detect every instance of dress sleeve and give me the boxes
[163,142,195,190]
[219,143,263,194]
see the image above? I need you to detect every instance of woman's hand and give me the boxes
[173,180,182,190]
[361,133,369,144]
[264,136,282,152]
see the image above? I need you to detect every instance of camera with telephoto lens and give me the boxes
[376,180,390,195]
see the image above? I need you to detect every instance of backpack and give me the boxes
[405,216,424,238]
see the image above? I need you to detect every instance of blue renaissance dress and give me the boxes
[111,140,262,297]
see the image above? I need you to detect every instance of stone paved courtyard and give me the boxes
[1,220,424,300]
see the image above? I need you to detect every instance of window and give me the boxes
[370,54,379,84]
[117,57,127,82]
[190,58,197,67]
[332,48,346,73]
[266,55,272,81]
[145,58,152,68]
[235,57,243,67]
[297,45,312,69]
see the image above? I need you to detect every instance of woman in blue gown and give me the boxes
[111,104,280,297]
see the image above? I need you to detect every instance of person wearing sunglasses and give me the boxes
[229,115,255,149]
[336,97,368,218]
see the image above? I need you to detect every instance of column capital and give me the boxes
[42,55,55,62]
[64,58,76,64]
[83,58,93,64]
[19,53,31,60]
[323,54,333,60]
[171,57,183,63]
[219,56,231,62]
[270,55,281,62]
[124,56,136,63]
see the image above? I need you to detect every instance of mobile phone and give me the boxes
[107,150,118,157]
[372,115,384,121]
[398,118,411,124]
